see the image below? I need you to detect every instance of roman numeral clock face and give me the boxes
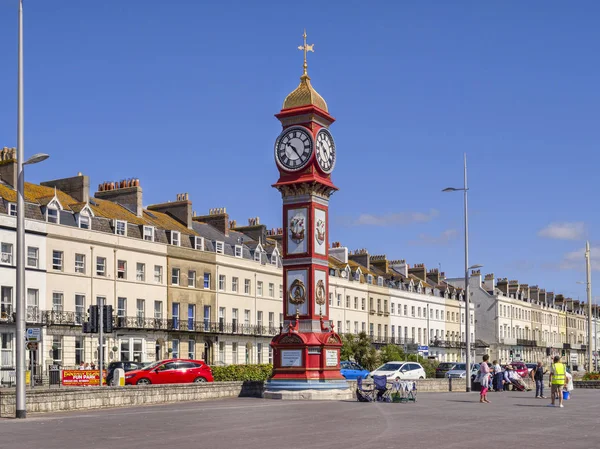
[315,128,336,174]
[275,126,313,172]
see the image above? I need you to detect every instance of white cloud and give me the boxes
[410,229,458,246]
[346,209,439,227]
[538,222,586,240]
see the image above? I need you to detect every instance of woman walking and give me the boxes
[479,355,492,403]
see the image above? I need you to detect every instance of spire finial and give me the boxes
[297,29,314,77]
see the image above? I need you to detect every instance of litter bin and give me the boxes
[48,365,61,387]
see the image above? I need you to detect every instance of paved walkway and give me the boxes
[2,390,599,449]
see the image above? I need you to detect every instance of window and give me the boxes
[218,307,225,330]
[418,307,421,317]
[361,298,365,311]
[172,339,179,359]
[204,273,211,289]
[115,220,127,236]
[354,321,359,334]
[75,294,85,324]
[194,236,204,250]
[188,270,196,288]
[215,241,224,254]
[47,208,58,224]
[232,342,238,364]
[79,214,90,229]
[268,312,275,331]
[8,203,16,216]
[1,243,13,264]
[154,301,163,319]
[257,343,263,364]
[154,265,163,283]
[232,309,239,331]
[172,268,180,285]
[52,292,63,312]
[257,281,263,296]
[337,294,342,307]
[1,287,12,315]
[245,279,251,295]
[203,306,211,331]
[329,293,333,306]
[269,283,274,298]
[117,260,126,279]
[75,336,84,365]
[279,285,283,299]
[219,275,226,291]
[26,288,38,309]
[136,263,145,282]
[117,298,126,317]
[232,277,238,292]
[170,231,180,246]
[257,311,263,328]
[188,304,195,329]
[188,340,195,359]
[411,306,415,317]
[26,247,38,268]
[96,257,106,276]
[404,305,408,315]
[254,249,261,262]
[172,303,180,329]
[235,245,243,258]
[271,251,278,265]
[52,336,62,364]
[244,309,250,327]
[354,297,358,310]
[219,342,225,363]
[75,253,85,274]
[391,303,395,314]
[136,299,145,322]
[346,296,351,308]
[143,226,154,241]
[268,346,273,364]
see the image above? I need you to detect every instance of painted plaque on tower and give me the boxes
[314,208,326,255]
[287,208,308,255]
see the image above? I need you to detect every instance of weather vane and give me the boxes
[298,29,314,76]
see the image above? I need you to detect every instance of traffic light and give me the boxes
[103,305,113,333]
[561,349,566,357]
[510,349,514,358]
[89,305,99,333]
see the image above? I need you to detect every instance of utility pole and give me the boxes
[98,296,103,387]
[586,242,593,372]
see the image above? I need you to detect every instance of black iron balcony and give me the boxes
[563,343,571,349]
[517,339,537,347]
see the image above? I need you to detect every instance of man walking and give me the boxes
[530,361,547,398]
[549,355,567,408]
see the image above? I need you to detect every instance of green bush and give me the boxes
[582,372,600,381]
[210,364,273,382]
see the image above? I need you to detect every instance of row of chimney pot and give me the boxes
[98,178,140,192]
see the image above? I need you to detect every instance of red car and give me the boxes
[508,361,529,378]
[125,359,213,385]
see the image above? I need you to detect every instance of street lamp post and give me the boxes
[443,153,478,392]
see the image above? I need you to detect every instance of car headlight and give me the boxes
[460,373,465,378]
[125,374,136,379]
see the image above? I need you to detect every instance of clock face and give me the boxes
[275,126,314,172]
[315,128,336,174]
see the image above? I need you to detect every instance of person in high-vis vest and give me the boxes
[549,355,567,408]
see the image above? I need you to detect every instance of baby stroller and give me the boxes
[373,375,392,402]
[356,376,374,402]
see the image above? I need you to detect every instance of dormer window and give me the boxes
[215,241,224,254]
[170,231,180,246]
[115,220,127,236]
[47,207,59,224]
[367,274,373,284]
[143,226,154,242]
[254,250,261,262]
[377,276,383,287]
[194,236,204,251]
[234,245,243,258]
[344,266,351,279]
[354,269,362,282]
[271,249,279,265]
[8,203,16,217]
[79,214,90,229]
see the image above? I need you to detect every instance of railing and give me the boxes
[517,339,537,347]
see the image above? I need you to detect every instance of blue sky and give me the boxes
[0,1,598,299]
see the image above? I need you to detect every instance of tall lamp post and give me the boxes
[577,242,594,373]
[443,153,477,392]
[16,0,50,420]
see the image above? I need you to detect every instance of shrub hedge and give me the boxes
[211,364,273,382]
[582,372,600,381]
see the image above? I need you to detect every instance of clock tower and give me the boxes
[264,31,351,400]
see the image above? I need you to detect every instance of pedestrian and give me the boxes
[78,361,85,370]
[90,362,96,370]
[479,354,492,403]
[492,360,503,392]
[84,362,90,370]
[548,355,567,408]
[530,361,547,398]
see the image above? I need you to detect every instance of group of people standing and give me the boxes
[477,354,573,408]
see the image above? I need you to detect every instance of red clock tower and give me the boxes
[264,32,352,400]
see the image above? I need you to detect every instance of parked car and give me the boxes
[125,359,214,385]
[435,362,457,378]
[106,361,151,386]
[369,361,426,380]
[340,361,370,380]
[508,361,529,378]
[445,363,480,380]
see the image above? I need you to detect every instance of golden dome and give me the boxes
[283,74,328,112]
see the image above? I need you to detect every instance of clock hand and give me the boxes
[287,142,301,159]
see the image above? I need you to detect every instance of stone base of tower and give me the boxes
[263,382,353,401]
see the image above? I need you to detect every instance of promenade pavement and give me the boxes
[1,390,598,449]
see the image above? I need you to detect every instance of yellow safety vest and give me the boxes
[551,362,565,385]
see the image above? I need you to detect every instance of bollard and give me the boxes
[449,377,452,392]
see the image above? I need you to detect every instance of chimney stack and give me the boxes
[232,216,267,243]
[390,259,408,277]
[95,178,143,217]
[192,208,229,236]
[329,243,348,263]
[147,193,193,229]
[348,248,369,270]
[0,147,17,188]
[497,278,509,295]
[408,263,427,281]
[369,255,389,273]
[42,172,90,203]
[427,268,441,285]
[483,273,495,292]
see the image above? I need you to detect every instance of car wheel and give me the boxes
[194,377,207,383]
[136,378,151,385]
[419,376,425,380]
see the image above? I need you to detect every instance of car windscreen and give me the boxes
[452,364,466,370]
[142,361,163,371]
[376,363,403,371]
[438,363,454,369]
